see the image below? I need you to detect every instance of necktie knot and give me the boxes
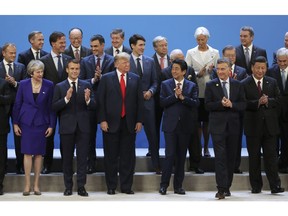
[116,49,120,54]
[96,57,101,68]
[177,82,182,88]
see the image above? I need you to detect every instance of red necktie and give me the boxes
[96,57,101,69]
[120,74,126,117]
[257,80,262,96]
[160,57,165,70]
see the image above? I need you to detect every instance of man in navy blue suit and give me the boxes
[40,31,72,174]
[52,59,96,197]
[266,48,288,173]
[98,52,144,195]
[235,26,268,76]
[0,43,27,174]
[17,31,49,68]
[212,45,247,174]
[205,58,246,199]
[64,27,92,61]
[159,59,199,195]
[80,34,115,174]
[129,34,161,174]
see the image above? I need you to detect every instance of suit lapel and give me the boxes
[112,72,121,96]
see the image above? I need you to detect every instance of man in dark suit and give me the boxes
[0,43,27,174]
[242,56,284,194]
[17,31,49,68]
[97,52,144,195]
[159,59,199,195]
[64,27,92,61]
[52,59,96,197]
[80,34,115,174]
[0,78,13,195]
[235,26,268,76]
[0,47,3,62]
[212,45,247,174]
[151,36,170,158]
[104,28,132,56]
[205,58,246,199]
[266,48,288,173]
[129,34,160,174]
[40,31,72,174]
[161,49,203,174]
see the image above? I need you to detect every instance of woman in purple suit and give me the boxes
[12,60,56,196]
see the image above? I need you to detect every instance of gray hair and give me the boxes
[276,47,288,58]
[152,36,168,48]
[27,60,45,75]
[114,52,130,63]
[194,27,210,39]
[170,49,184,60]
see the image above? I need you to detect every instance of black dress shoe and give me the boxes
[78,187,88,197]
[251,188,261,194]
[159,187,167,195]
[64,189,72,196]
[174,188,185,195]
[41,168,51,174]
[146,151,151,157]
[155,168,162,175]
[87,166,96,174]
[121,190,134,194]
[224,189,231,196]
[215,191,225,199]
[278,167,288,173]
[16,168,24,175]
[190,167,204,174]
[107,189,115,195]
[271,186,285,194]
[234,168,243,174]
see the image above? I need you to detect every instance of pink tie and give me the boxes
[75,49,80,61]
[257,81,262,96]
[160,57,165,70]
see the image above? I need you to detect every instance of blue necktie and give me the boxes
[136,57,143,78]
[57,55,63,78]
[222,81,228,98]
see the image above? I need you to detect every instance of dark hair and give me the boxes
[251,56,267,66]
[28,31,42,43]
[172,59,187,71]
[49,31,65,46]
[222,45,235,55]
[90,34,105,44]
[110,28,125,38]
[217,58,232,68]
[240,26,255,37]
[129,34,146,49]
[66,59,80,68]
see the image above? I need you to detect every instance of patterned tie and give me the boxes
[177,82,182,89]
[120,74,126,117]
[244,47,250,67]
[7,63,13,76]
[257,80,262,96]
[75,49,80,61]
[57,55,63,78]
[222,81,228,98]
[35,51,40,60]
[96,57,101,69]
[281,69,286,90]
[160,57,165,70]
[136,57,143,78]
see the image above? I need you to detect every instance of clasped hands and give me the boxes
[222,97,232,108]
[174,87,184,100]
[258,94,268,106]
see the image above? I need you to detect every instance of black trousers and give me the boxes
[61,125,89,190]
[0,134,7,190]
[103,117,136,191]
